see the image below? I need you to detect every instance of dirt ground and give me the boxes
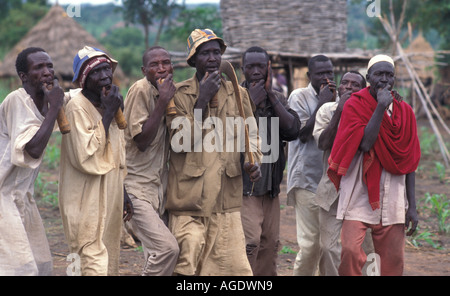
[39,119,449,276]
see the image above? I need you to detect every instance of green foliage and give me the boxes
[0,2,48,59]
[69,3,123,40]
[347,0,448,57]
[120,0,181,48]
[408,227,442,249]
[408,0,450,64]
[43,133,61,170]
[34,172,59,208]
[421,192,450,234]
[279,245,297,255]
[418,126,439,156]
[434,161,447,183]
[100,27,146,78]
[164,4,223,49]
[347,0,380,49]
[0,80,11,104]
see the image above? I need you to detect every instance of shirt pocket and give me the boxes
[168,164,206,212]
[223,162,243,210]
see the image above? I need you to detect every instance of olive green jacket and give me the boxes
[166,75,261,216]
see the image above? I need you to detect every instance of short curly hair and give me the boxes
[15,47,46,75]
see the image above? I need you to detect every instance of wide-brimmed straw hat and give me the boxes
[186,29,227,67]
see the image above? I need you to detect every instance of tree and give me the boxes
[0,1,48,58]
[121,0,180,49]
[164,5,222,48]
[101,26,145,78]
[152,0,180,45]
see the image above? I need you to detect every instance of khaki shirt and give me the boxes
[123,78,169,214]
[166,75,261,216]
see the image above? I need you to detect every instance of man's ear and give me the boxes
[18,71,27,83]
[306,71,310,81]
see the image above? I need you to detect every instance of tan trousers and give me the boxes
[318,200,342,276]
[241,194,280,276]
[292,188,321,275]
[169,212,252,276]
[128,195,179,276]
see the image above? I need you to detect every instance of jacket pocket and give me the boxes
[166,164,206,212]
[223,162,243,210]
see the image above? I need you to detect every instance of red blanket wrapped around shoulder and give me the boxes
[327,87,421,210]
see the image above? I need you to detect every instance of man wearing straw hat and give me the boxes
[165,29,262,276]
[58,46,133,276]
[327,54,421,276]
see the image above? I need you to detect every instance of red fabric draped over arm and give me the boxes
[327,87,421,210]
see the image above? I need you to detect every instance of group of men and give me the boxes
[0,27,420,276]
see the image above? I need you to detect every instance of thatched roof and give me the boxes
[0,4,126,87]
[220,0,348,54]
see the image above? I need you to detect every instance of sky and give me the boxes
[48,0,219,5]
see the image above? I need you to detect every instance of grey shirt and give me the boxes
[287,83,324,204]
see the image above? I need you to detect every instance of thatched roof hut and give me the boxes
[396,33,435,84]
[0,4,126,89]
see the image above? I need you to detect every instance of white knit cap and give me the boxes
[368,54,394,70]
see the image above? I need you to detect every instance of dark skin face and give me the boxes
[192,40,222,111]
[83,62,113,100]
[19,51,55,108]
[192,40,222,80]
[307,60,334,94]
[133,47,176,152]
[242,52,268,84]
[142,48,174,87]
[338,72,364,98]
[82,61,123,138]
[242,52,269,107]
[19,51,64,160]
[366,61,395,99]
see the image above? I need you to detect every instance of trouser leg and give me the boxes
[129,196,179,276]
[292,188,321,276]
[339,220,368,276]
[318,200,342,276]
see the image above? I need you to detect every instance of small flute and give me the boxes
[46,83,70,134]
[104,86,127,129]
[160,78,176,115]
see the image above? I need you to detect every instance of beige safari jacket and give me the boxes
[166,75,261,217]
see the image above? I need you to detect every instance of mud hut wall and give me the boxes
[220,0,348,54]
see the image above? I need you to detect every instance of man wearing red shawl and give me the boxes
[327,55,420,276]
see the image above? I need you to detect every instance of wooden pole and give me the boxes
[379,14,450,167]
